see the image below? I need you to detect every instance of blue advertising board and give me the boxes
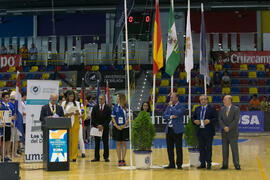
[239,111,264,132]
[49,130,68,162]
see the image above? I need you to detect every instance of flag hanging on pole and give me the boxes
[15,71,23,137]
[105,81,111,105]
[153,0,163,75]
[185,0,193,83]
[165,0,180,77]
[200,4,210,85]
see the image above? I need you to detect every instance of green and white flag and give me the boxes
[165,0,180,76]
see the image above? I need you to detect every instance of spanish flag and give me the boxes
[153,0,163,75]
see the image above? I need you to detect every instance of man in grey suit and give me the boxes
[219,95,241,170]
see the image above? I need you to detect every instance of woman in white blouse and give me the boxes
[62,90,81,162]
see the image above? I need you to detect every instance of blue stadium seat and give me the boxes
[178,80,186,86]
[196,87,204,94]
[248,64,256,70]
[179,96,185,102]
[100,65,108,71]
[0,74,3,80]
[240,71,248,77]
[46,66,54,71]
[231,79,240,85]
[267,79,270,86]
[240,96,249,103]
[231,87,240,94]
[212,96,222,103]
[223,64,231,69]
[191,72,196,78]
[213,87,222,94]
[257,71,266,78]
[258,87,267,94]
[162,73,170,79]
[159,88,168,94]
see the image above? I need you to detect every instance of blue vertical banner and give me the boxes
[112,0,135,51]
[239,111,264,132]
[49,130,68,162]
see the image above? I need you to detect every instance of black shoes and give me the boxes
[207,165,211,170]
[72,159,76,162]
[104,159,110,162]
[91,159,100,162]
[177,166,182,170]
[220,166,228,170]
[235,165,241,170]
[82,153,85,158]
[164,165,175,169]
[197,164,206,169]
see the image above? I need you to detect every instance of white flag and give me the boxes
[185,0,193,83]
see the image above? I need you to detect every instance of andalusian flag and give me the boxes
[185,0,193,83]
[153,0,163,74]
[165,0,180,76]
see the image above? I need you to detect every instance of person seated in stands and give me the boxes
[212,72,221,87]
[194,74,203,87]
[249,94,260,111]
[8,45,16,54]
[260,96,268,112]
[0,45,7,55]
[19,44,29,66]
[221,71,231,87]
[29,43,38,65]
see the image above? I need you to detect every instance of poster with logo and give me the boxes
[25,80,59,162]
[0,54,21,68]
[239,111,264,132]
[49,130,68,162]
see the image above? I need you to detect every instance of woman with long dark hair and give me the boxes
[61,90,81,162]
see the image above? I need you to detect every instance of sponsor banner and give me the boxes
[212,51,270,64]
[0,54,21,68]
[239,111,264,132]
[25,80,59,162]
[49,130,68,162]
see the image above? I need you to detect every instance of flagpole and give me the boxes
[170,0,174,95]
[201,3,207,96]
[187,0,192,118]
[124,0,133,168]
[152,75,156,126]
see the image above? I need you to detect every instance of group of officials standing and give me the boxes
[163,93,241,170]
[40,91,130,165]
[39,90,241,170]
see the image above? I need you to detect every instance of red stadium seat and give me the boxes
[231,72,239,78]
[155,80,161,86]
[231,64,240,70]
[258,79,266,86]
[207,88,212,94]
[240,105,249,111]
[266,72,270,78]
[240,87,249,93]
[194,96,200,103]
[240,80,248,85]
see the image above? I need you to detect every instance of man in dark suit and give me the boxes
[219,95,241,170]
[91,94,111,162]
[192,95,217,169]
[40,93,64,123]
[163,92,185,169]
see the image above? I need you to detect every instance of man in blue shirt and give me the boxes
[0,92,16,161]
[163,92,185,169]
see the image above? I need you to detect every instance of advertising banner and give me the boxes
[25,80,59,162]
[239,111,264,132]
[212,51,270,65]
[0,54,21,68]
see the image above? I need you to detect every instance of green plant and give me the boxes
[131,111,156,151]
[184,117,198,148]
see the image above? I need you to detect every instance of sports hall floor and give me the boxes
[17,133,269,180]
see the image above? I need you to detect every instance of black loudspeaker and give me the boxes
[0,162,20,180]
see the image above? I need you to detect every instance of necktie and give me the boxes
[52,105,55,111]
[226,108,229,116]
[201,107,205,120]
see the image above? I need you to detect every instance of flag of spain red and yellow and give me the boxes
[153,0,163,75]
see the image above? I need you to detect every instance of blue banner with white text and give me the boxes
[239,111,264,132]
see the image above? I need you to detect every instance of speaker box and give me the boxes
[0,162,20,180]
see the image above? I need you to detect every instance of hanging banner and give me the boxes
[25,80,59,162]
[212,51,270,64]
[0,54,21,68]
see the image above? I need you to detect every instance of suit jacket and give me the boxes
[39,104,64,122]
[219,105,240,136]
[91,104,112,129]
[192,104,217,136]
[163,102,185,134]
